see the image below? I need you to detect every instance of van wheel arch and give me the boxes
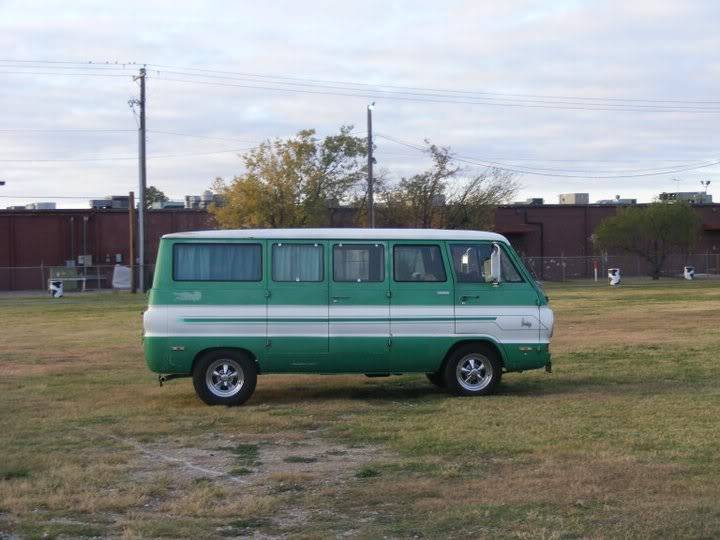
[440,340,505,373]
[192,347,261,376]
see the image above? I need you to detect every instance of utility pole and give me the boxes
[367,102,375,228]
[132,67,147,292]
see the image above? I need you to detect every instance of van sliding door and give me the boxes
[328,241,390,372]
[265,242,329,371]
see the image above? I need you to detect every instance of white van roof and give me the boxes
[164,228,509,242]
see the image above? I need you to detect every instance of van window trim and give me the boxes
[332,243,386,283]
[172,242,263,282]
[271,242,325,283]
[392,243,448,283]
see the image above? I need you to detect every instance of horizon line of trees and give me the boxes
[208,126,520,231]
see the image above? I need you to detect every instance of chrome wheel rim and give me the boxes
[456,353,492,391]
[206,358,244,398]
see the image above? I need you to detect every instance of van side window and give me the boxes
[272,243,324,282]
[393,245,447,282]
[173,243,262,281]
[450,244,493,283]
[333,244,384,282]
[450,244,524,283]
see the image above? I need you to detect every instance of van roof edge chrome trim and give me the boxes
[162,228,508,242]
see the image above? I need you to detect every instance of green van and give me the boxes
[144,229,554,405]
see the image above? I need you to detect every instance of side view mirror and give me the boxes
[490,243,502,284]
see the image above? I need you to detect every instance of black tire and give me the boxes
[192,350,257,406]
[426,372,445,388]
[443,344,502,396]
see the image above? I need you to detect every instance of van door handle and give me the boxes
[460,295,480,301]
[331,296,351,303]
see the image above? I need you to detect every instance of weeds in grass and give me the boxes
[229,466,254,476]
[284,456,318,463]
[355,467,381,478]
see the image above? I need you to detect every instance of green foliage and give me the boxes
[144,185,168,209]
[210,126,367,228]
[594,201,701,279]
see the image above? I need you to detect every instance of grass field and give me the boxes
[1,280,719,538]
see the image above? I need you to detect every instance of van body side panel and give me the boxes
[143,232,553,378]
[389,241,455,372]
[147,238,269,373]
[265,241,329,372]
[144,337,171,373]
[447,241,548,372]
[502,342,550,371]
[328,241,391,372]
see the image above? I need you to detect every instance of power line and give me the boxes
[0,59,140,66]
[0,128,135,133]
[0,147,250,162]
[145,62,720,106]
[4,59,718,111]
[0,195,110,199]
[150,75,720,114]
[376,134,720,179]
[0,70,135,78]
[149,68,720,112]
[147,130,264,144]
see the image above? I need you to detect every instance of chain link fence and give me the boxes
[1,253,719,293]
[522,253,720,282]
[0,264,156,293]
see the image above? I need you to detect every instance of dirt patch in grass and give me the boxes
[75,429,396,535]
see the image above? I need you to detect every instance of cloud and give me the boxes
[0,0,718,208]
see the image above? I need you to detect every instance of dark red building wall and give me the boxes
[2,204,719,289]
[0,209,216,290]
[494,204,720,258]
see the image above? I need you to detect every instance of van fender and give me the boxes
[440,337,507,373]
[191,347,262,375]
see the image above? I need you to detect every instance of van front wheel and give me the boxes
[444,345,501,396]
[193,350,257,406]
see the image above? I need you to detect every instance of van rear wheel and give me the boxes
[444,344,501,396]
[193,350,257,406]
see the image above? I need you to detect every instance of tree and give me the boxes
[594,201,701,279]
[210,126,367,228]
[377,142,519,229]
[445,167,520,230]
[144,186,168,209]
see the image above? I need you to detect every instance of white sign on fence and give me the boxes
[112,265,132,290]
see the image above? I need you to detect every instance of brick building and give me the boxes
[1,203,719,289]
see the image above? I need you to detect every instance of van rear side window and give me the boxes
[272,243,324,282]
[333,244,384,282]
[173,243,262,281]
[394,245,447,282]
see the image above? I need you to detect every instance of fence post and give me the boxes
[129,191,136,293]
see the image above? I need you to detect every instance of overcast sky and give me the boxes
[1,0,719,209]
